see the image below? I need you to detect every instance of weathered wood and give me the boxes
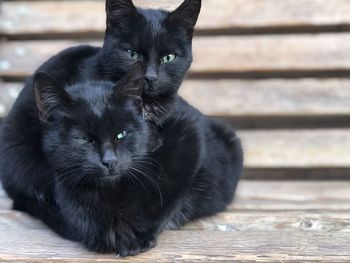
[230,181,350,211]
[1,222,350,262]
[2,80,350,130]
[184,211,350,232]
[1,181,350,262]
[0,82,22,116]
[2,209,350,234]
[2,34,350,78]
[4,78,350,117]
[240,129,350,168]
[3,0,350,38]
[181,79,350,116]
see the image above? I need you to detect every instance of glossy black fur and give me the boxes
[0,64,243,256]
[13,0,201,124]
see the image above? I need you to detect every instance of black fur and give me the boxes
[0,64,243,256]
[0,0,243,256]
[12,0,201,126]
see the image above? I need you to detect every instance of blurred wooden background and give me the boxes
[1,0,350,262]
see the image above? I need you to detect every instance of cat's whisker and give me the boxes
[127,164,163,208]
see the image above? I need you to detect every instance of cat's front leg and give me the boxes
[114,223,158,257]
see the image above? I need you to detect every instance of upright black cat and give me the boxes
[14,0,201,124]
[0,64,243,256]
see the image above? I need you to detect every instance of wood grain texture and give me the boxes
[2,33,350,78]
[0,181,350,262]
[240,129,350,168]
[3,0,350,37]
[1,230,350,262]
[230,181,350,211]
[4,78,350,118]
[2,209,350,233]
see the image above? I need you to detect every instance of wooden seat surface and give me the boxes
[1,0,350,262]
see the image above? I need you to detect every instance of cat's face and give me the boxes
[101,0,201,96]
[34,65,161,186]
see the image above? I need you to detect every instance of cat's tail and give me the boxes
[209,118,244,167]
[208,118,244,200]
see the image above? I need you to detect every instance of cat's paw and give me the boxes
[115,235,157,257]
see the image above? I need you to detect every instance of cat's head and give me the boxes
[33,64,162,186]
[102,0,201,96]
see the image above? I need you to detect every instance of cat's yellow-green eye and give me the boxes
[127,50,141,60]
[161,54,176,64]
[116,131,128,140]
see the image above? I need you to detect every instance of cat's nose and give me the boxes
[145,74,158,83]
[102,149,118,172]
[145,66,158,87]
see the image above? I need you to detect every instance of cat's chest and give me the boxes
[91,189,144,219]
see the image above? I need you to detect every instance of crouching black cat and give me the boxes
[16,0,202,126]
[0,65,243,256]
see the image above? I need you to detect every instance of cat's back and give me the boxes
[8,45,100,118]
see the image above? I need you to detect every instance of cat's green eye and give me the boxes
[116,131,128,141]
[127,50,141,60]
[161,54,176,64]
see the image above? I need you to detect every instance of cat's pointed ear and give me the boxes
[114,62,146,104]
[169,0,201,39]
[33,72,72,121]
[106,0,136,27]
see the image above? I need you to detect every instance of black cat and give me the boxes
[13,0,201,124]
[0,64,243,256]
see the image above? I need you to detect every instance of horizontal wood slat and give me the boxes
[3,78,350,117]
[1,181,350,262]
[241,129,350,168]
[2,34,350,79]
[3,0,350,38]
[2,209,350,233]
[230,181,350,211]
[1,230,349,262]
[2,79,350,130]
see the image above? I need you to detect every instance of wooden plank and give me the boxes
[240,129,350,178]
[181,79,350,117]
[3,0,350,38]
[2,181,350,212]
[5,78,350,117]
[2,34,350,78]
[0,214,350,262]
[184,211,350,232]
[1,229,350,262]
[2,209,350,233]
[0,82,22,116]
[241,129,350,168]
[2,80,350,130]
[230,181,350,211]
[1,182,350,262]
[2,81,350,131]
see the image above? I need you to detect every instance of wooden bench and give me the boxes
[1,0,350,261]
